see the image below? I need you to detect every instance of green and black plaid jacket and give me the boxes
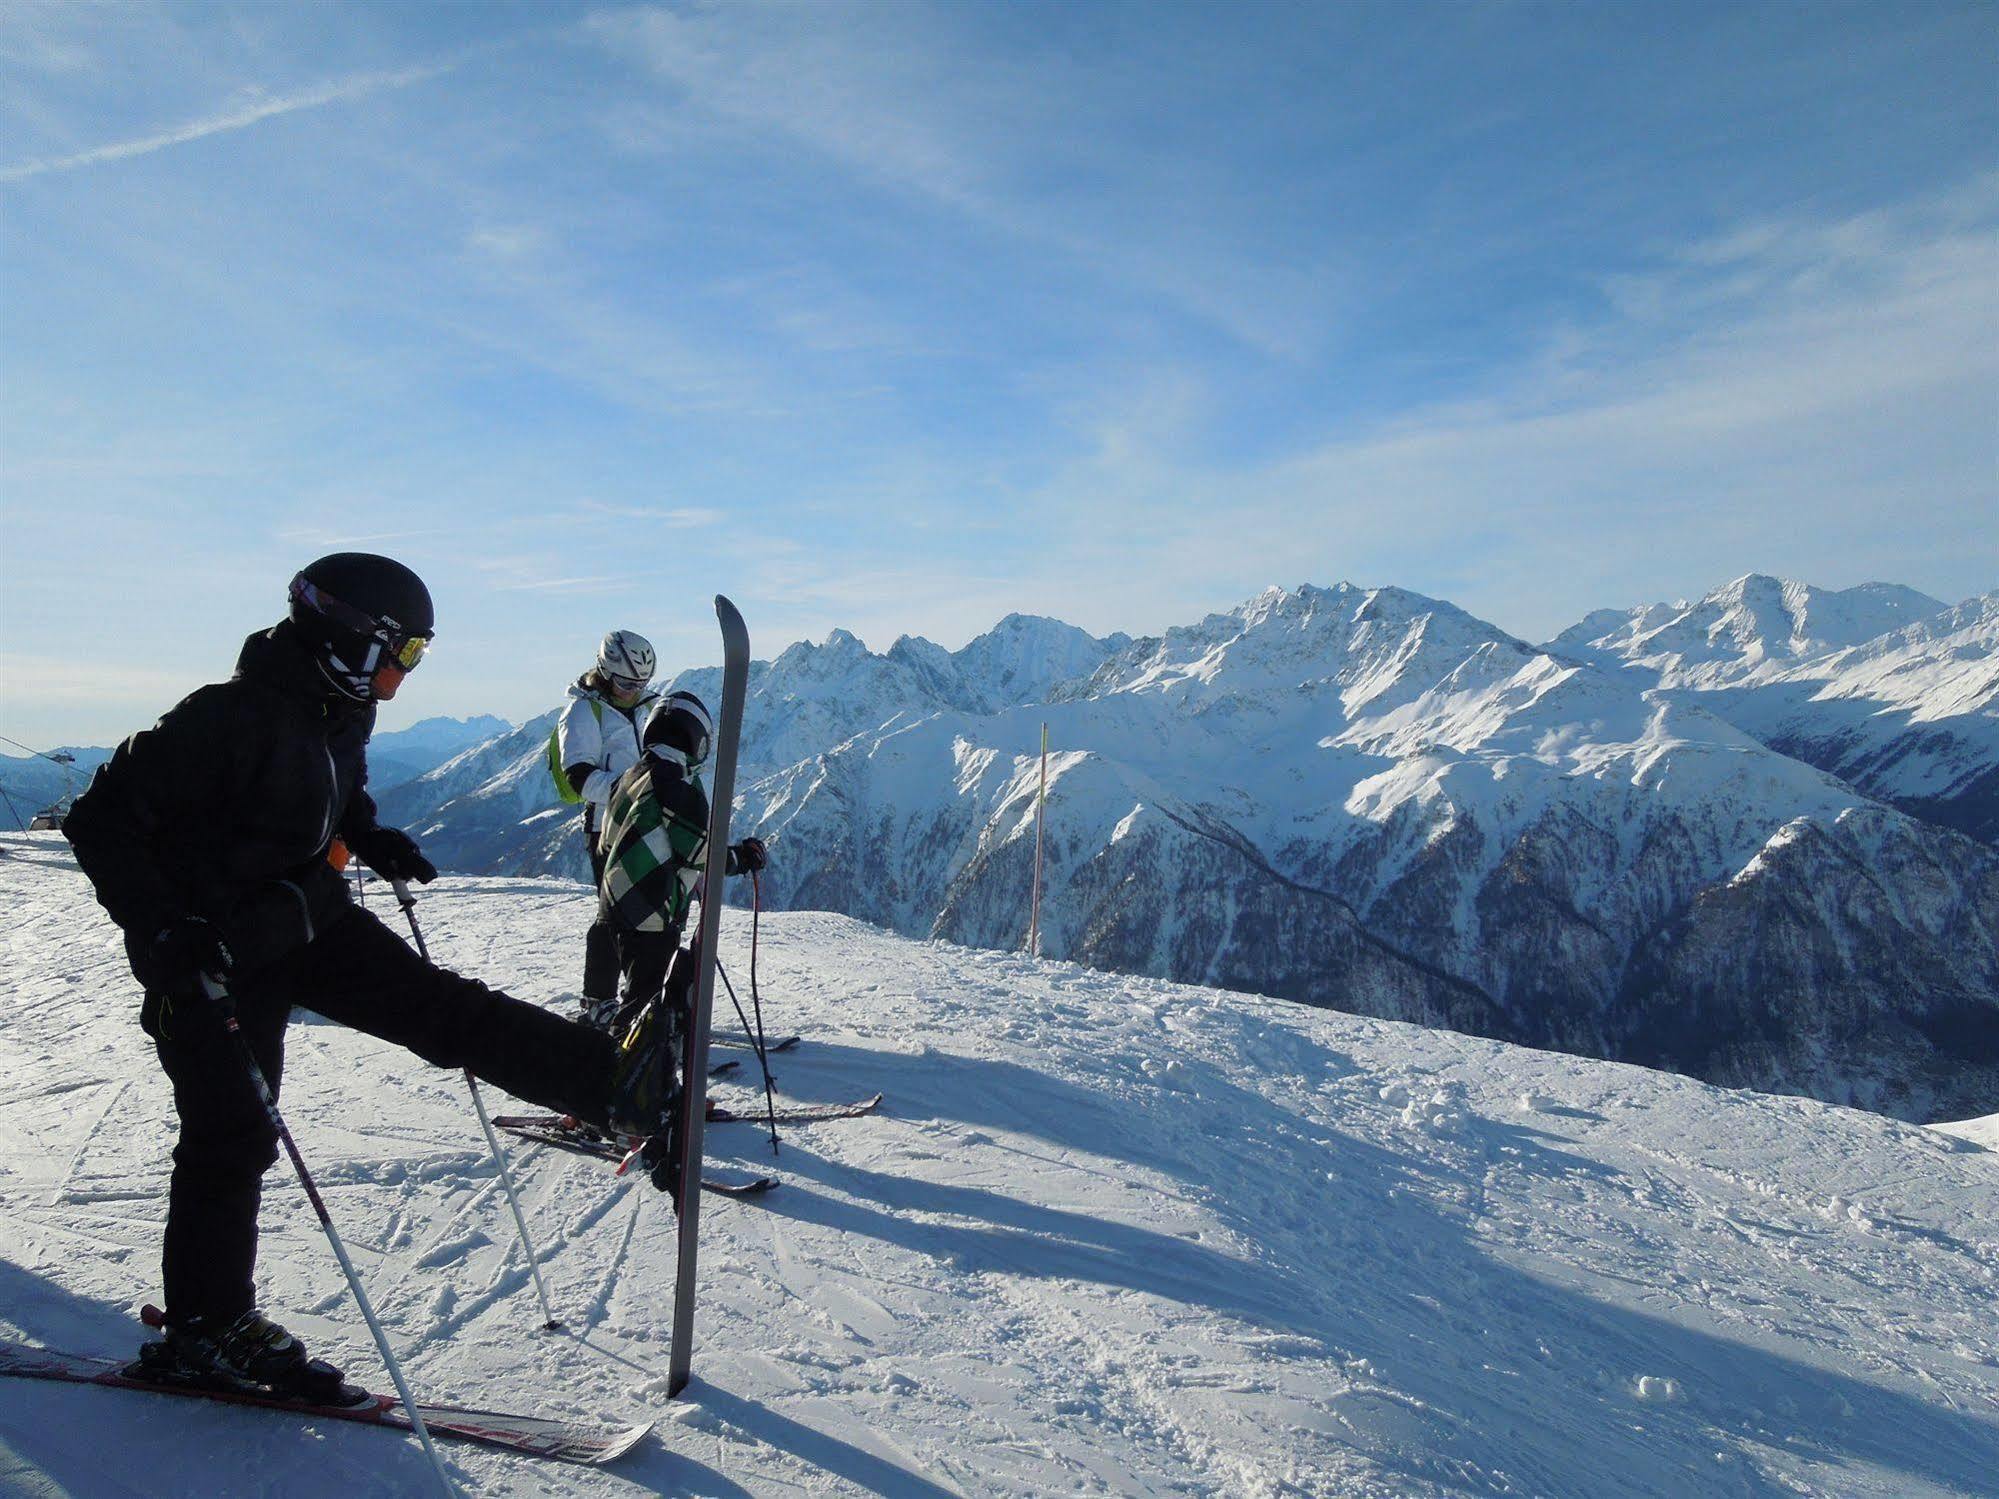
[596,755,711,936]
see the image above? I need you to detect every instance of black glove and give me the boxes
[731,836,768,874]
[348,825,437,884]
[145,917,235,997]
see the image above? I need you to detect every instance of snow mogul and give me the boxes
[595,689,767,1045]
[548,627,661,1030]
[62,553,680,1400]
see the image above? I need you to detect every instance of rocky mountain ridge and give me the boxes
[1551,575,1997,840]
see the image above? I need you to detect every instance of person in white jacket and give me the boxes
[553,630,661,1028]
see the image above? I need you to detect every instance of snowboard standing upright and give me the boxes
[666,594,751,1399]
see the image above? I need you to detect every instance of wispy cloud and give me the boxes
[492,576,632,595]
[470,556,638,595]
[568,501,727,526]
[464,224,554,262]
[443,229,783,419]
[585,5,1336,361]
[273,527,456,550]
[0,61,450,183]
[1000,178,1999,640]
[0,0,98,75]
[0,653,205,708]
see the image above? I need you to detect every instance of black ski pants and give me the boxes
[616,926,673,1014]
[143,902,617,1327]
[582,811,619,1004]
[607,924,695,1038]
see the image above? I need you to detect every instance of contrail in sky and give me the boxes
[0,62,449,183]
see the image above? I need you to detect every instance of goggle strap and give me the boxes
[292,576,429,668]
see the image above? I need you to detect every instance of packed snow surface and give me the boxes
[1,834,1995,1497]
[1931,1115,1999,1153]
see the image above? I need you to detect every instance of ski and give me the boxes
[708,1058,742,1078]
[493,1092,882,1133]
[714,1033,801,1053]
[711,1090,883,1124]
[0,1341,649,1465]
[490,1120,779,1196]
[701,1172,781,1198]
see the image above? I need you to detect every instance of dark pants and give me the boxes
[608,932,695,1115]
[144,903,616,1326]
[608,925,682,1035]
[583,812,619,1004]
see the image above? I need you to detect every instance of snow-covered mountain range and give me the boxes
[364,581,1999,1120]
[3,843,1995,1497]
[368,714,514,792]
[1550,576,1997,841]
[377,616,1133,878]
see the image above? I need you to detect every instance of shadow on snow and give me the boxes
[731,1038,1999,1497]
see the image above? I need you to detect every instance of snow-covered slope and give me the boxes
[2,837,1996,1497]
[1931,1112,1999,1151]
[1551,577,1995,841]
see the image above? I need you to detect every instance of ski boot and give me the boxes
[133,1307,361,1406]
[638,1125,684,1203]
[607,995,684,1201]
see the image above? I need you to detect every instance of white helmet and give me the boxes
[596,630,655,692]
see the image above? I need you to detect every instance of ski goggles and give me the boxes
[606,673,648,698]
[385,632,431,670]
[290,576,432,671]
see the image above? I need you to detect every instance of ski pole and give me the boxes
[749,872,778,1147]
[200,974,457,1498]
[390,879,563,1333]
[715,957,779,1155]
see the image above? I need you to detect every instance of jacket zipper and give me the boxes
[320,742,338,851]
[278,879,316,943]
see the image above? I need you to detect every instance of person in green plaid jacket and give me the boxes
[594,689,767,1036]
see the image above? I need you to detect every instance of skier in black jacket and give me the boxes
[63,553,676,1397]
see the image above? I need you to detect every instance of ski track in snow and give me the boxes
[0,833,1995,1497]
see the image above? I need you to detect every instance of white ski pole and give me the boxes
[390,879,563,1332]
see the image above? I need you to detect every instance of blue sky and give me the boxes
[3,0,1994,746]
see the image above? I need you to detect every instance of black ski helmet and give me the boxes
[643,690,713,767]
[288,552,435,701]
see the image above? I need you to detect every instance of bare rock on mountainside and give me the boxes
[1622,807,1999,1118]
